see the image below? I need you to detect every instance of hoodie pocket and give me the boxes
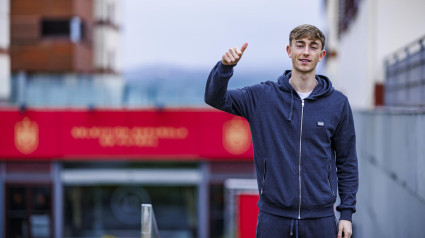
[327,164,336,198]
[261,159,266,195]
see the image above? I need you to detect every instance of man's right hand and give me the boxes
[221,43,248,65]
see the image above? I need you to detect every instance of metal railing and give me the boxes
[141,204,160,238]
[385,35,425,107]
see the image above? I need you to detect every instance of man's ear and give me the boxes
[286,45,292,58]
[319,50,326,61]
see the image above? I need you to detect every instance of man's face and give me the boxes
[286,38,326,74]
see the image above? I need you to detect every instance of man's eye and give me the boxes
[297,45,303,47]
[311,47,317,49]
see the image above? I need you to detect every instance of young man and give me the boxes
[205,24,358,238]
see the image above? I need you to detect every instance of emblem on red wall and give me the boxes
[223,117,252,155]
[14,117,39,154]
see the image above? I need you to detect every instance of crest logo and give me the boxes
[223,117,251,155]
[15,117,39,154]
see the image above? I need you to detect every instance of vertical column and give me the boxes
[420,39,425,104]
[197,162,209,238]
[0,162,5,238]
[0,0,10,100]
[17,71,26,107]
[93,187,103,236]
[384,59,390,106]
[394,56,400,106]
[52,162,63,238]
[404,48,411,105]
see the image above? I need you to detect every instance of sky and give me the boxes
[121,0,324,72]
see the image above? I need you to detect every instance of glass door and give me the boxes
[6,184,52,238]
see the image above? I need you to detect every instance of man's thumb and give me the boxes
[241,42,248,53]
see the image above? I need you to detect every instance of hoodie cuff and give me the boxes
[339,209,353,221]
[218,61,236,74]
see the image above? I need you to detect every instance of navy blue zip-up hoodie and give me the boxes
[205,62,358,221]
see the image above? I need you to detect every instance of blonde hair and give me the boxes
[289,24,325,50]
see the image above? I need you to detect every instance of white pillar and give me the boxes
[0,0,10,100]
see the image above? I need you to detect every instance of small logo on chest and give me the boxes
[317,121,325,127]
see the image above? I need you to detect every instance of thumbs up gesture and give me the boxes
[221,43,248,66]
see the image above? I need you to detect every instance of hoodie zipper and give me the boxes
[298,99,305,219]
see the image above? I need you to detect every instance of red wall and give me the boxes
[238,194,260,238]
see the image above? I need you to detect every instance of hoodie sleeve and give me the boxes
[204,61,256,119]
[332,98,359,221]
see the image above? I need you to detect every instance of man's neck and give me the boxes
[289,69,317,93]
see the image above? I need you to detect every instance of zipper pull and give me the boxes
[302,99,305,108]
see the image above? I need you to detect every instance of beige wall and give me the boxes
[93,0,121,73]
[0,0,9,49]
[325,0,425,109]
[336,0,373,109]
[94,0,121,26]
[374,0,425,82]
[94,27,121,72]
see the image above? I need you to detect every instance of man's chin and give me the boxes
[294,67,315,74]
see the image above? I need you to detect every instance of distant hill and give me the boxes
[123,64,284,107]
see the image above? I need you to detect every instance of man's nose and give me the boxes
[303,46,310,55]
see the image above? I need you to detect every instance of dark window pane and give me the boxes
[41,19,70,37]
[209,185,224,238]
[31,186,52,238]
[32,186,51,212]
[9,219,28,238]
[8,186,28,238]
[9,186,26,212]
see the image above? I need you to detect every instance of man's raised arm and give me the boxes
[204,43,256,118]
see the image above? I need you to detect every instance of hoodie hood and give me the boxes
[278,70,334,121]
[278,70,334,99]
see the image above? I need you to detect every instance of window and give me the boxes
[41,18,84,41]
[6,184,53,238]
[338,0,361,37]
[41,19,70,37]
[64,185,198,237]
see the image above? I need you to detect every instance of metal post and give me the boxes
[420,39,425,105]
[17,71,26,107]
[0,162,5,238]
[141,204,152,238]
[141,204,160,238]
[394,55,400,106]
[404,48,411,105]
[384,59,390,106]
[52,162,63,238]
[198,162,209,238]
[93,187,103,236]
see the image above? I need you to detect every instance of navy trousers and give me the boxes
[256,211,338,238]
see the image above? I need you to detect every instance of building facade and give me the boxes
[324,0,425,109]
[324,1,425,237]
[9,0,123,107]
[0,108,255,238]
[1,1,258,238]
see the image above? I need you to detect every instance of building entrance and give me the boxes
[6,183,53,238]
[61,167,201,238]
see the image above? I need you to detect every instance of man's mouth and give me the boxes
[299,59,311,63]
